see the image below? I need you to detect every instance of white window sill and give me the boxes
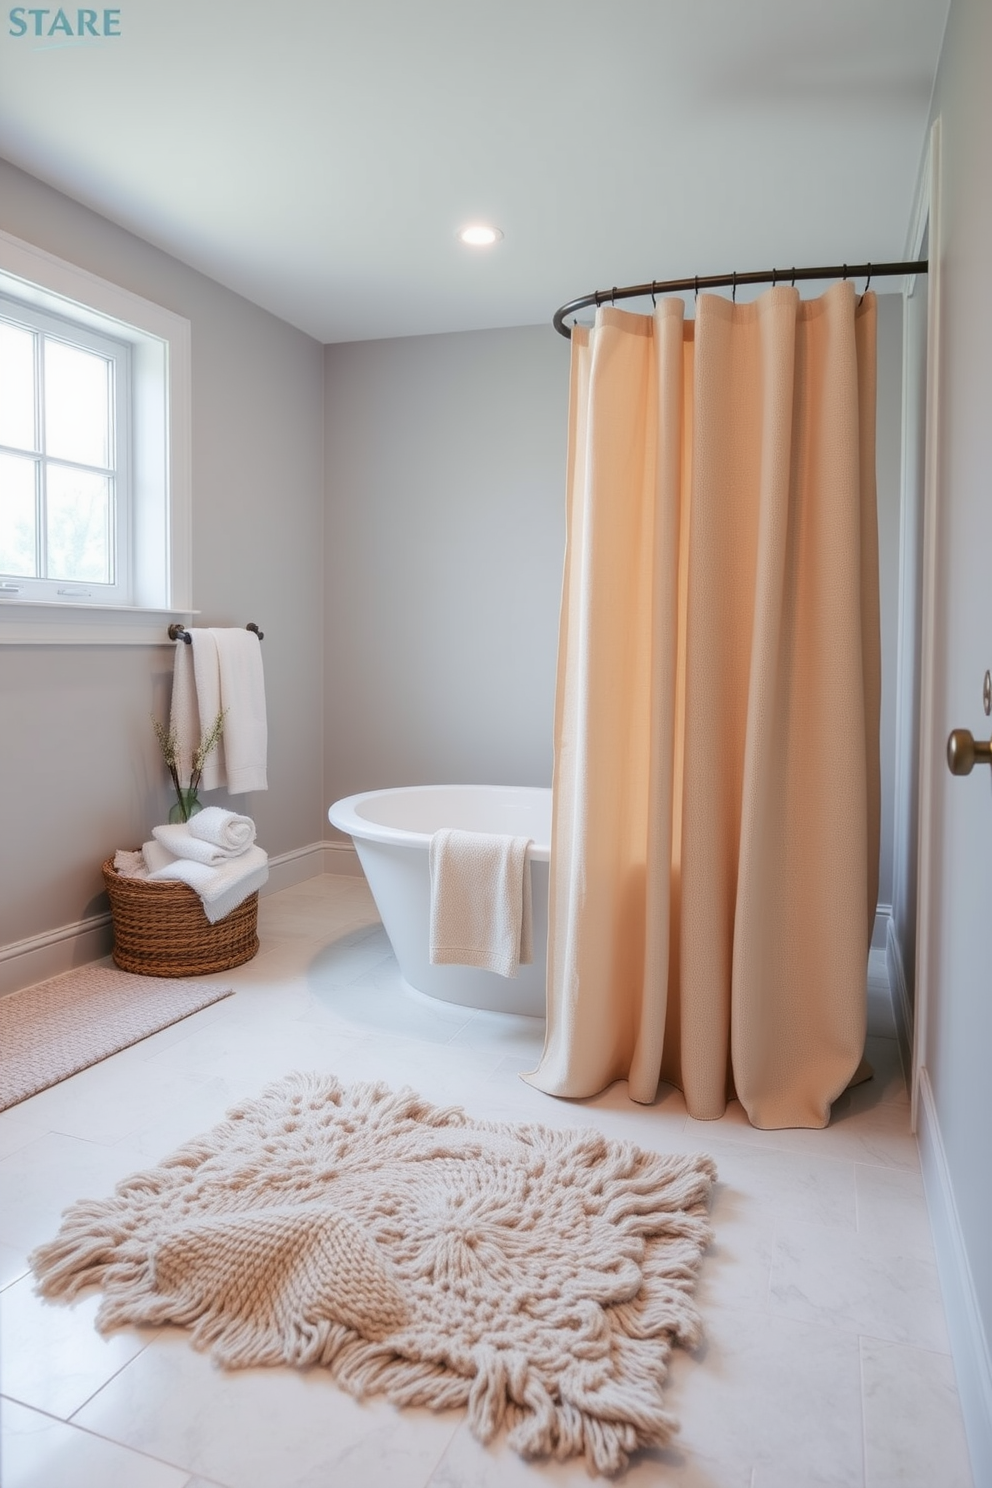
[0,599,196,645]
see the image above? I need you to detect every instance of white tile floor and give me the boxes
[0,874,975,1488]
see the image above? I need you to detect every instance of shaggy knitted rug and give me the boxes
[31,1073,716,1475]
[0,964,233,1111]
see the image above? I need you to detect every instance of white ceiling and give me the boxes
[0,0,949,344]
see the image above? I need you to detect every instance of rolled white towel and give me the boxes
[152,821,248,866]
[187,806,255,853]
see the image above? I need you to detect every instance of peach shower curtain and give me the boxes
[526,281,880,1129]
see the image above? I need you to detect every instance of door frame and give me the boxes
[906,116,942,1133]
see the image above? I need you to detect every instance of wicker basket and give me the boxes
[102,859,259,977]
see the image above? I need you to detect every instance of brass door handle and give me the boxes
[947,728,992,775]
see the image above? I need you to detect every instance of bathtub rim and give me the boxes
[328,784,552,863]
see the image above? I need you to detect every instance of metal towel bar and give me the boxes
[167,622,264,644]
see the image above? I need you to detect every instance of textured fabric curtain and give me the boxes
[525,281,880,1130]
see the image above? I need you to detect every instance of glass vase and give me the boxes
[168,788,203,824]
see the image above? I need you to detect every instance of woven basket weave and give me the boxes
[102,859,259,977]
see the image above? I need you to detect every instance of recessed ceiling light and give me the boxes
[457,224,503,247]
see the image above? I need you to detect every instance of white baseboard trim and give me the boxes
[262,840,363,891]
[884,918,914,1092]
[0,912,113,997]
[320,839,364,877]
[261,841,325,894]
[0,840,365,997]
[872,903,892,951]
[917,1066,992,1488]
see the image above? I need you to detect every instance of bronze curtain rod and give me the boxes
[552,259,928,338]
[168,622,264,643]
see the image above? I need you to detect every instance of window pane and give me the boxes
[0,322,36,451]
[46,464,111,583]
[0,450,38,576]
[44,338,111,469]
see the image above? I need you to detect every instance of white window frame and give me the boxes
[0,228,192,645]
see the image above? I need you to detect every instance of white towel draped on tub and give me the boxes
[429,829,533,979]
[170,628,268,795]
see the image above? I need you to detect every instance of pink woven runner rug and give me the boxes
[0,962,232,1111]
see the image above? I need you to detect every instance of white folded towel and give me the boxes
[145,841,269,924]
[213,628,267,794]
[141,838,176,875]
[152,821,247,866]
[113,848,148,879]
[188,806,256,853]
[429,829,533,979]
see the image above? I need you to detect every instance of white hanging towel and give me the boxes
[211,627,268,794]
[429,829,533,978]
[169,637,201,786]
[169,628,268,794]
[191,630,224,790]
[167,629,222,791]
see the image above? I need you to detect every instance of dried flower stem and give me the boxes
[190,709,226,795]
[153,709,226,820]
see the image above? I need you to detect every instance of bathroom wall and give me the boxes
[322,325,569,811]
[0,157,326,983]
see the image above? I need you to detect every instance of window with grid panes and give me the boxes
[0,297,130,604]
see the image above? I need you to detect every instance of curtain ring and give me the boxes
[611,286,617,306]
[732,271,737,303]
[842,264,848,280]
[859,264,872,306]
[772,267,777,287]
[790,268,796,287]
[651,281,657,308]
[694,275,699,300]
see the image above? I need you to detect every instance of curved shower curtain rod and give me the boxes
[552,259,929,338]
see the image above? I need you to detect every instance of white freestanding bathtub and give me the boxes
[328,785,551,1018]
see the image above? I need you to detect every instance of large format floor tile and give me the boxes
[1,1399,192,1488]
[0,875,974,1488]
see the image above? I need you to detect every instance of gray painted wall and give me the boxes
[0,158,325,957]
[323,325,569,813]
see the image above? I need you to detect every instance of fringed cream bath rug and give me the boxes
[31,1073,716,1475]
[0,964,233,1111]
